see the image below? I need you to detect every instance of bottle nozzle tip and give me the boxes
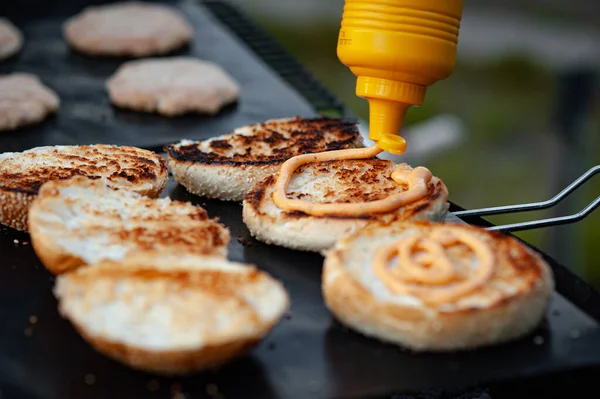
[367,99,409,154]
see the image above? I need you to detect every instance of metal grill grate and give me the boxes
[200,0,351,118]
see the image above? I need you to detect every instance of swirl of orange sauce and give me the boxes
[272,145,432,217]
[373,228,495,304]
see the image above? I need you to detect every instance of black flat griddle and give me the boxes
[1,1,600,398]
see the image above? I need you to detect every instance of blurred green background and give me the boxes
[231,0,600,286]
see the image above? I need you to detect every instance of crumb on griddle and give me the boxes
[206,383,219,396]
[236,236,254,247]
[13,239,18,244]
[533,336,544,345]
[24,327,32,336]
[171,382,183,399]
[29,315,38,324]
[84,373,96,385]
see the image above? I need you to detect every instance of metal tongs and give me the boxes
[454,165,600,233]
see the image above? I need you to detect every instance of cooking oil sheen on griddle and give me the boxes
[337,0,464,154]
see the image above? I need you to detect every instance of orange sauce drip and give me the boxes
[272,145,432,216]
[373,228,494,304]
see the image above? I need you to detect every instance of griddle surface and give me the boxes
[1,1,600,398]
[2,178,600,399]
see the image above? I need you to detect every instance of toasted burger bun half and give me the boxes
[54,252,289,375]
[322,222,554,352]
[242,159,449,253]
[0,145,167,231]
[165,116,363,202]
[29,176,230,275]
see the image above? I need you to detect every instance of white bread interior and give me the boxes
[29,176,229,275]
[54,252,289,374]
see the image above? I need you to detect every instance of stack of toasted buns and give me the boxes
[1,142,288,375]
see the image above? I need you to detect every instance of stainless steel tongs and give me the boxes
[454,165,600,233]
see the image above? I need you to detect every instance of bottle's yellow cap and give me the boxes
[356,77,426,154]
[357,77,426,106]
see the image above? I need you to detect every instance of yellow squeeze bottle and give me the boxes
[337,0,464,154]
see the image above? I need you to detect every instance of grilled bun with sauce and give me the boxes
[322,222,554,351]
[54,252,289,375]
[165,116,363,202]
[243,159,448,253]
[0,145,167,231]
[29,177,230,275]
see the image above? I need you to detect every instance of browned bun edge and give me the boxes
[70,320,274,375]
[29,221,85,275]
[0,190,34,232]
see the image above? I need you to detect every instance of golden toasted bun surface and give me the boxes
[0,144,167,195]
[29,176,230,274]
[0,145,167,231]
[242,160,448,252]
[166,116,362,166]
[54,252,289,374]
[322,222,554,351]
[165,116,363,202]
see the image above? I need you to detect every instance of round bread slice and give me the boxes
[63,2,193,57]
[29,176,230,275]
[0,144,167,231]
[242,159,448,252]
[166,116,364,202]
[106,57,239,117]
[54,252,289,375]
[322,222,554,352]
[0,73,60,131]
[0,18,23,61]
